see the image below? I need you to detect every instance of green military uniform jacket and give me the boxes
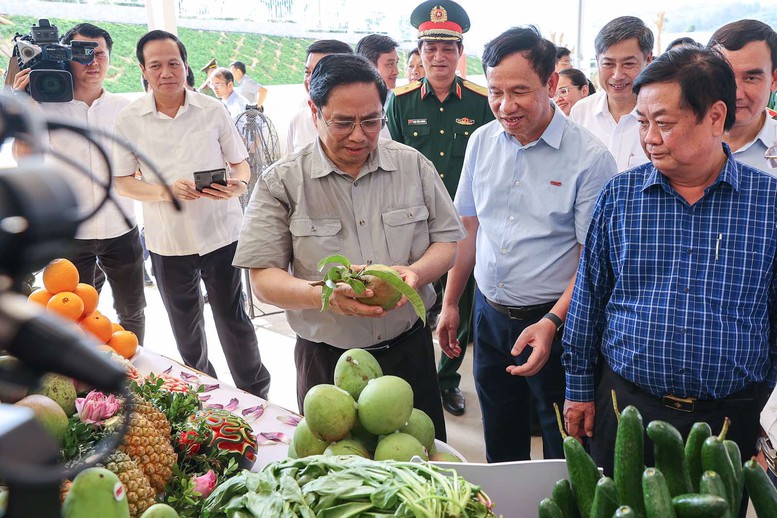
[386,75,495,198]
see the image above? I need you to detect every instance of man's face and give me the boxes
[555,55,572,73]
[210,73,233,100]
[420,40,461,86]
[636,81,726,178]
[70,35,109,89]
[229,65,243,81]
[140,38,187,96]
[304,52,328,93]
[597,38,651,104]
[486,51,557,144]
[407,52,424,81]
[310,82,383,175]
[717,40,777,133]
[375,49,399,90]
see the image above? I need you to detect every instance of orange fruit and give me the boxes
[73,283,99,318]
[43,258,80,294]
[28,288,54,307]
[80,311,114,343]
[47,292,85,321]
[111,322,125,333]
[108,330,139,359]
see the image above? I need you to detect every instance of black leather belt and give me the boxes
[485,297,556,320]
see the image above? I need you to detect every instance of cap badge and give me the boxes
[430,6,448,23]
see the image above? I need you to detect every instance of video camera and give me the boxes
[12,19,97,103]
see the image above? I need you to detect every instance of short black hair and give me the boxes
[136,30,188,67]
[211,67,234,85]
[481,26,556,85]
[555,46,571,61]
[407,48,420,62]
[306,39,353,57]
[633,46,736,131]
[229,61,246,74]
[61,23,113,53]
[708,19,777,72]
[666,37,702,52]
[186,67,195,88]
[309,54,387,111]
[355,34,399,66]
[417,39,463,54]
[559,67,596,94]
[595,16,654,58]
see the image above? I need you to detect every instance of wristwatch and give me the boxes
[542,312,564,338]
[757,436,777,474]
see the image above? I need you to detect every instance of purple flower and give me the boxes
[191,469,216,498]
[75,390,121,425]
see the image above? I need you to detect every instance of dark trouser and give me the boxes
[436,273,475,391]
[473,288,565,462]
[591,362,763,517]
[150,241,270,399]
[63,227,146,343]
[295,319,446,442]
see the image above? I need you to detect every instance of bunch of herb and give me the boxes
[159,457,240,518]
[60,414,111,464]
[130,374,203,435]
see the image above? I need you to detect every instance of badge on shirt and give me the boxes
[456,117,476,125]
[408,118,428,125]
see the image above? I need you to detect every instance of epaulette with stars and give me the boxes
[393,80,423,97]
[461,79,488,97]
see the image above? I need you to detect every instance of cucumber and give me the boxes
[614,405,646,518]
[700,471,732,518]
[743,458,777,518]
[642,468,676,518]
[671,493,728,518]
[551,479,581,518]
[539,497,565,518]
[589,476,619,518]
[613,506,635,518]
[684,422,712,492]
[563,435,602,518]
[723,440,743,514]
[646,420,693,497]
[701,423,737,517]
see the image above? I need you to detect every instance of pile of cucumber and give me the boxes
[539,395,777,518]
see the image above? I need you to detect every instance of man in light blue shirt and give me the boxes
[437,26,615,462]
[210,67,250,121]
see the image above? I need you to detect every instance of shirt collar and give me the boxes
[310,139,397,180]
[420,76,462,100]
[751,110,777,150]
[140,88,201,117]
[595,91,638,121]
[493,103,564,149]
[642,142,740,193]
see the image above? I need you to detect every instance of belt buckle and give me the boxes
[663,394,695,412]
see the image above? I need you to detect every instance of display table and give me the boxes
[130,346,299,471]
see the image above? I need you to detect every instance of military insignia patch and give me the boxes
[430,6,448,23]
[456,117,475,125]
[408,119,428,125]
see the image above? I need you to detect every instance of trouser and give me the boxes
[150,241,271,399]
[436,273,475,391]
[63,226,146,343]
[295,319,447,442]
[591,363,764,517]
[473,288,565,462]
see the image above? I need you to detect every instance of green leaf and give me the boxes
[318,254,351,271]
[348,278,366,295]
[360,269,427,325]
[317,502,376,518]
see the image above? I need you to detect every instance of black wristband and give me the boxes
[542,312,564,335]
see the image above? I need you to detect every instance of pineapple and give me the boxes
[101,451,156,517]
[119,412,177,493]
[132,394,172,442]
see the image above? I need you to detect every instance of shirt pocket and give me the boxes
[452,128,472,157]
[289,217,343,279]
[403,125,430,145]
[382,205,430,265]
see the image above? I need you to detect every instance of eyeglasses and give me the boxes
[211,82,226,88]
[321,114,386,136]
[555,86,582,98]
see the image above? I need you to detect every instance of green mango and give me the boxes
[62,467,129,518]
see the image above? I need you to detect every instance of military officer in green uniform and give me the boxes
[386,0,494,416]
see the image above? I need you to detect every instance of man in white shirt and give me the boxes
[209,67,250,121]
[355,34,398,140]
[113,30,271,399]
[709,20,777,175]
[13,23,146,342]
[285,39,353,155]
[570,16,653,172]
[229,61,267,108]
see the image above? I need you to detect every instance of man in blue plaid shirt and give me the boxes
[562,46,777,478]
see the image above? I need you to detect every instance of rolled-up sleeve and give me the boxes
[112,112,139,178]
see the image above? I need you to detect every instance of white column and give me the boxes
[145,0,179,35]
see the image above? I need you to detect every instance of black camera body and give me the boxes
[13,19,97,103]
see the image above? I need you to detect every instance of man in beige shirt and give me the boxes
[234,54,465,441]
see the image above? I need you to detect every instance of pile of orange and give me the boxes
[28,258,139,359]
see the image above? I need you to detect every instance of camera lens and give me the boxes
[29,69,73,102]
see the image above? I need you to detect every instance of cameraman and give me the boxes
[12,23,146,343]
